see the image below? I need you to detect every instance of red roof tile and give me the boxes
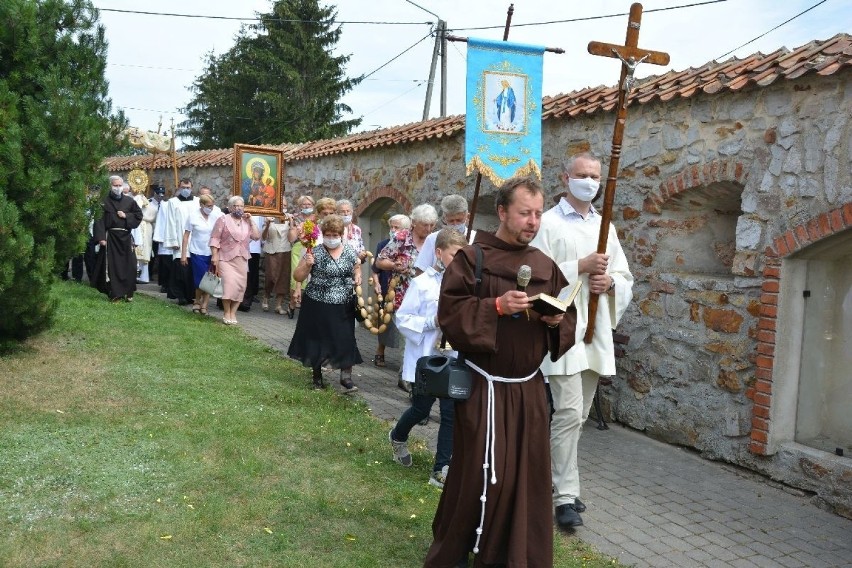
[105,33,851,172]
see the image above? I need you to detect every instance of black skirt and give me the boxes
[287,295,364,369]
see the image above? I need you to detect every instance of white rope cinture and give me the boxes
[464,360,537,555]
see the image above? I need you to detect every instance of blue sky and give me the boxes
[96,0,851,148]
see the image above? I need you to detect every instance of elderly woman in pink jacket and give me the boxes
[209,196,260,325]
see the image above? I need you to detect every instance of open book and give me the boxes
[528,280,582,316]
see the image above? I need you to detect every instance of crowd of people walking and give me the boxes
[85,156,632,567]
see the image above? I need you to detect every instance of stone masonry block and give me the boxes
[794,225,811,246]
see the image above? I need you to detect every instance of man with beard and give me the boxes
[425,176,577,568]
[92,175,143,302]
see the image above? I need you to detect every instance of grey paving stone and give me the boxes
[644,538,674,555]
[729,558,761,568]
[774,555,808,568]
[703,543,740,562]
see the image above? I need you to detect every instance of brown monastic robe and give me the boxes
[425,231,577,568]
[93,194,143,299]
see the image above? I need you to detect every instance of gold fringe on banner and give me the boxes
[465,155,542,187]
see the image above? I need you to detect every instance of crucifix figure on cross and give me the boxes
[611,50,649,94]
[582,3,670,344]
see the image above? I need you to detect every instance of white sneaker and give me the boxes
[389,430,412,467]
[429,465,449,489]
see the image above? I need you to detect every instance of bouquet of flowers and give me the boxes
[299,219,320,249]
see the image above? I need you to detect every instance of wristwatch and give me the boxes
[607,277,616,292]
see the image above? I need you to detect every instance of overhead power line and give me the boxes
[715,0,829,60]
[359,31,434,81]
[99,7,431,25]
[447,0,729,31]
[360,81,427,120]
[402,0,441,20]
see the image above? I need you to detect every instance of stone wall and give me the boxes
[113,70,852,515]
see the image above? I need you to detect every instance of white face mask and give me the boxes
[389,229,397,240]
[202,206,213,215]
[568,177,600,202]
[301,207,314,215]
[324,238,342,249]
[341,215,353,225]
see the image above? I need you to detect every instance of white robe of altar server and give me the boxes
[394,267,456,383]
[163,196,198,260]
[132,194,158,263]
[530,202,633,376]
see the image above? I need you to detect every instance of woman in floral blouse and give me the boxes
[374,203,438,311]
[288,215,363,392]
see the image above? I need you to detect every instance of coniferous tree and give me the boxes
[0,0,125,348]
[179,0,362,149]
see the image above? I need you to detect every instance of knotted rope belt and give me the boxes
[463,359,539,555]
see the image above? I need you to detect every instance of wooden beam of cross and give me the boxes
[582,3,669,344]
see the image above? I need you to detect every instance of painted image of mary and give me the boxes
[242,162,266,203]
[495,79,516,130]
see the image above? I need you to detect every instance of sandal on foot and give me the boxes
[374,354,386,367]
[199,308,208,316]
[192,304,201,313]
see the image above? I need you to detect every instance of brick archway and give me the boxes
[642,159,749,214]
[355,186,412,219]
[749,202,852,455]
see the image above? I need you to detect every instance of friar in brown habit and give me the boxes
[425,176,577,568]
[93,175,143,301]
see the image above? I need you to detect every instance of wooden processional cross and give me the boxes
[583,3,669,344]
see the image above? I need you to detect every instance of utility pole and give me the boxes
[439,20,447,117]
[422,20,443,121]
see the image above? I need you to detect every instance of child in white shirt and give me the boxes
[388,228,468,488]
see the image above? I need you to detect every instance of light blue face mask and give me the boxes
[301,207,314,215]
[179,187,192,198]
[324,238,342,249]
[450,223,467,234]
[202,206,213,215]
[434,258,446,272]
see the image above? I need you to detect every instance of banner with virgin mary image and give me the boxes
[465,37,545,186]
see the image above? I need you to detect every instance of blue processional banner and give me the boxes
[465,37,545,186]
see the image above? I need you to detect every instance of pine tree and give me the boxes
[0,0,125,348]
[179,0,362,149]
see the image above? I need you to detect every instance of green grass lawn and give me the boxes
[0,282,622,567]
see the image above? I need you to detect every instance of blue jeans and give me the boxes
[392,393,455,472]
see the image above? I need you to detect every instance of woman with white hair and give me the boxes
[209,196,260,325]
[371,213,411,370]
[375,203,437,321]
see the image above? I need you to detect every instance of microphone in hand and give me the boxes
[517,264,531,320]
